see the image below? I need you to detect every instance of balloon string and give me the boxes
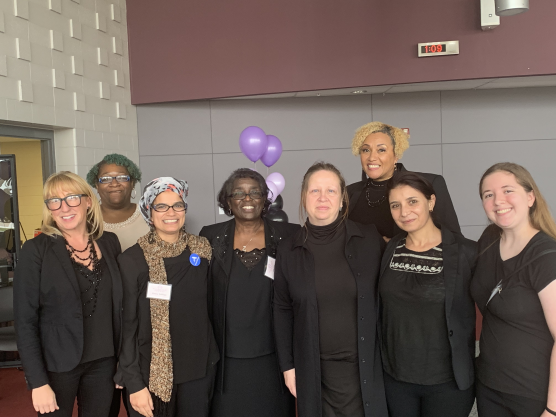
[253,161,257,171]
[267,167,269,176]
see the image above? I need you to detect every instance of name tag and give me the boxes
[146,282,172,301]
[265,256,276,280]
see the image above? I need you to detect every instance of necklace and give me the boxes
[238,220,263,252]
[367,178,386,188]
[365,188,387,208]
[65,237,102,318]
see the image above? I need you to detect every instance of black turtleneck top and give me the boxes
[348,178,396,238]
[305,217,358,360]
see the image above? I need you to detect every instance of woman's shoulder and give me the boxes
[199,219,232,240]
[187,233,212,260]
[266,219,301,237]
[347,218,381,238]
[119,242,144,261]
[347,180,366,194]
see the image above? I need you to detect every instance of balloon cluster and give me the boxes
[239,126,288,222]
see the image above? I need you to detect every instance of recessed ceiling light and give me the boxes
[351,90,367,94]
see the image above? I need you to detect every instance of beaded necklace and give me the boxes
[66,238,102,318]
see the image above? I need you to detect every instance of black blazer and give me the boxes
[379,227,477,390]
[347,163,461,236]
[14,232,123,389]
[199,217,300,391]
[274,219,388,417]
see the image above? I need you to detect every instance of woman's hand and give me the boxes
[32,384,59,414]
[383,236,391,243]
[283,368,297,398]
[130,387,154,417]
[115,384,123,389]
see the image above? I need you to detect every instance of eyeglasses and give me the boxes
[229,190,264,200]
[98,175,131,184]
[152,202,187,213]
[44,194,88,211]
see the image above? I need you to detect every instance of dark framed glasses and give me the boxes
[152,202,187,213]
[44,194,88,211]
[98,175,131,184]
[229,190,264,200]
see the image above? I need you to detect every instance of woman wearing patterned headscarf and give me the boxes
[117,177,219,417]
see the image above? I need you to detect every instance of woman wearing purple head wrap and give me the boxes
[117,177,219,417]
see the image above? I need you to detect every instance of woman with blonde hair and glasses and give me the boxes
[14,171,123,416]
[471,163,556,417]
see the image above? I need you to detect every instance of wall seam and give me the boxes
[209,100,217,225]
[440,91,444,177]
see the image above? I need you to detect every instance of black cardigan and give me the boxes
[117,242,219,394]
[347,163,461,236]
[379,227,477,390]
[14,232,123,389]
[274,219,388,417]
[199,217,300,391]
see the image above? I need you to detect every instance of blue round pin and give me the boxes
[190,253,201,267]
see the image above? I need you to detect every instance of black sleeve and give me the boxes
[198,226,215,323]
[431,175,461,235]
[273,247,295,372]
[13,239,50,389]
[117,251,147,394]
[529,253,556,293]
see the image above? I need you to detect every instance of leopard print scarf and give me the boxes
[138,229,212,412]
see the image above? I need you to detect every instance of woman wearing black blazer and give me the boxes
[347,121,460,240]
[118,177,219,417]
[274,162,388,417]
[14,171,123,416]
[378,172,476,417]
[200,168,298,417]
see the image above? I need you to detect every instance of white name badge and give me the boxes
[265,256,276,280]
[146,282,172,301]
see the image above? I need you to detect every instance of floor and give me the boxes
[0,368,127,417]
[0,367,479,417]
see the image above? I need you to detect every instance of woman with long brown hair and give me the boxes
[274,162,387,417]
[471,162,556,417]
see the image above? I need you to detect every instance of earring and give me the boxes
[394,164,398,171]
[227,208,233,216]
[131,189,137,199]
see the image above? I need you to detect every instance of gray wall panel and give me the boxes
[372,92,441,145]
[139,154,216,234]
[442,140,556,227]
[137,87,556,237]
[442,88,556,144]
[461,225,487,242]
[137,101,212,156]
[398,144,443,176]
[210,96,372,153]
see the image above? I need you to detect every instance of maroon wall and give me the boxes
[127,0,556,104]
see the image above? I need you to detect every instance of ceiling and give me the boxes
[220,74,556,100]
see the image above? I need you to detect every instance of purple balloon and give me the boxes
[260,135,283,167]
[266,172,285,194]
[239,126,268,162]
[266,180,280,203]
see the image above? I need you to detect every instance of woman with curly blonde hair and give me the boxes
[347,121,460,240]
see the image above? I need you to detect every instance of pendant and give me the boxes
[242,245,247,251]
